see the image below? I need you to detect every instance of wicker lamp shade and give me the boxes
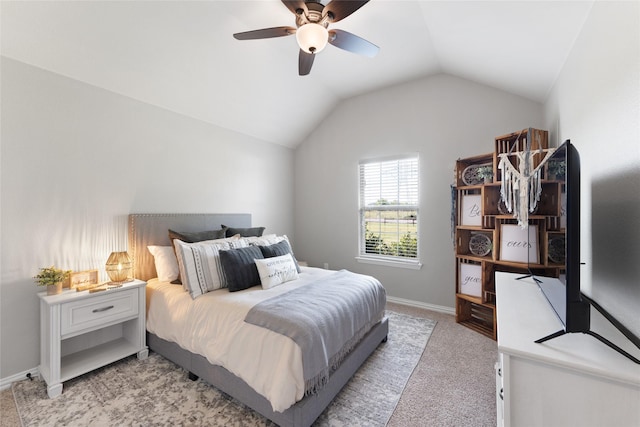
[105,251,132,283]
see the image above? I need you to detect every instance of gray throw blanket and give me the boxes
[244,270,386,396]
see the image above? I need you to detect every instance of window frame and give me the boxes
[356,154,422,270]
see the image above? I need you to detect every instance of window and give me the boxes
[357,155,421,269]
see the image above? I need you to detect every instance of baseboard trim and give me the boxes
[0,367,39,391]
[387,296,455,316]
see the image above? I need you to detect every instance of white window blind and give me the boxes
[358,155,419,264]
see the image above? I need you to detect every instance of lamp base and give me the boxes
[106,278,134,286]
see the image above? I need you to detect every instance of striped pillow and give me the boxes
[174,237,248,298]
[243,234,282,246]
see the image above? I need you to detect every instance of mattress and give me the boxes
[146,266,345,412]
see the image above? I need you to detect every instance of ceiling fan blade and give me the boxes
[281,0,308,16]
[328,29,379,58]
[233,26,296,40]
[323,0,370,23]
[299,50,315,76]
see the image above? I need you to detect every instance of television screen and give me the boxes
[536,140,590,334]
[535,140,639,363]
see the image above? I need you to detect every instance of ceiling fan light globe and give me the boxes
[296,23,328,54]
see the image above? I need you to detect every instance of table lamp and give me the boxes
[105,251,132,284]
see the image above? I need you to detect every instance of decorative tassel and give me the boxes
[499,149,555,228]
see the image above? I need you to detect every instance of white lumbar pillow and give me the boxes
[147,245,179,282]
[254,253,299,289]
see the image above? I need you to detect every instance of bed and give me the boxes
[128,213,389,427]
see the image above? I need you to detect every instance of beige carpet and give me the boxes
[386,303,498,427]
[0,387,19,427]
[2,303,497,426]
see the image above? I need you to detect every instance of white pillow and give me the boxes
[254,253,299,290]
[174,237,248,298]
[243,234,281,246]
[147,246,179,282]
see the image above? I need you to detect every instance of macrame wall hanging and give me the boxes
[498,133,556,228]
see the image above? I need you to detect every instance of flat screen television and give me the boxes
[534,140,640,364]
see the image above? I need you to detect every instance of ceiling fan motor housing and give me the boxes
[297,3,330,24]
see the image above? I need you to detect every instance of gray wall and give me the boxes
[544,1,640,338]
[293,73,543,310]
[0,58,295,378]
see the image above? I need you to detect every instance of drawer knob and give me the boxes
[92,305,114,313]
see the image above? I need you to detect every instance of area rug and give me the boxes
[13,310,436,426]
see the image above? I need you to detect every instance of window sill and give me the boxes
[355,256,423,270]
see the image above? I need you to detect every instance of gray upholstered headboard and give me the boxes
[128,213,251,281]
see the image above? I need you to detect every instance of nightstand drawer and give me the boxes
[60,289,139,337]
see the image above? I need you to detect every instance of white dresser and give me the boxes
[39,279,148,398]
[495,272,640,427]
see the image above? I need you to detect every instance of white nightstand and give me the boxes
[38,279,148,398]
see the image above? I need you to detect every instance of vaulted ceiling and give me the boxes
[1,1,594,148]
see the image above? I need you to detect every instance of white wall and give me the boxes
[0,58,295,378]
[544,1,640,338]
[294,73,543,309]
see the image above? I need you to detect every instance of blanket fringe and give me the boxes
[303,312,384,396]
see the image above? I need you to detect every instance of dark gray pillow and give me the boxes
[168,228,227,243]
[219,246,264,292]
[259,240,301,273]
[222,225,265,238]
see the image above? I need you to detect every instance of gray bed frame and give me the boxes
[128,213,389,427]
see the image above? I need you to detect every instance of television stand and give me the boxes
[536,328,640,364]
[495,272,640,427]
[535,291,640,364]
[534,329,566,343]
[516,272,542,284]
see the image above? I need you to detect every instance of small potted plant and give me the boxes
[34,266,72,295]
[476,166,494,184]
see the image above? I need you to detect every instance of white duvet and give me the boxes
[145,266,336,413]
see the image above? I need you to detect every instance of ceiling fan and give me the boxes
[233,0,379,76]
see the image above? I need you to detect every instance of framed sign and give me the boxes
[459,262,482,297]
[461,194,482,226]
[65,269,99,289]
[500,224,539,264]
